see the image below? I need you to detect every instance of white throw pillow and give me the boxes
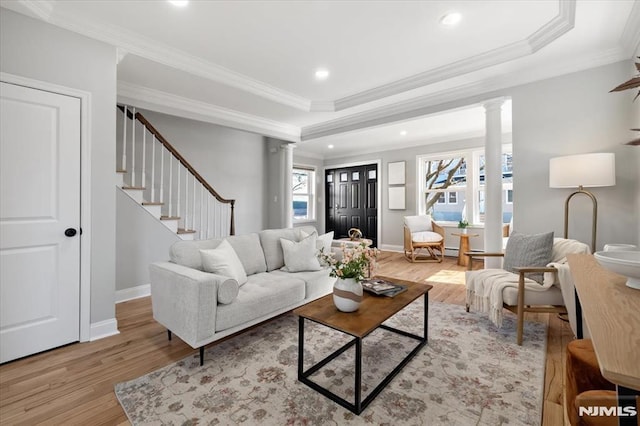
[301,230,334,255]
[200,240,248,285]
[280,233,323,272]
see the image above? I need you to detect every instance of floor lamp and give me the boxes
[549,153,616,253]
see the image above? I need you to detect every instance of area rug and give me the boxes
[115,300,547,425]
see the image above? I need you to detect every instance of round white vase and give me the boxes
[333,277,363,312]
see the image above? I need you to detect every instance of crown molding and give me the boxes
[117,81,300,142]
[620,0,640,57]
[17,0,54,21]
[15,0,577,116]
[332,0,576,111]
[303,45,626,141]
[15,0,312,112]
[527,0,575,52]
[309,100,335,112]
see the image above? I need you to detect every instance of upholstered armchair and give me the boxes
[465,233,590,345]
[403,215,445,263]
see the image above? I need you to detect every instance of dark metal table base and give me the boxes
[297,293,428,415]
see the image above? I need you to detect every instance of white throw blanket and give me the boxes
[465,269,554,328]
[465,238,591,327]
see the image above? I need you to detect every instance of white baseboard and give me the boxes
[116,283,151,303]
[379,244,403,252]
[90,318,119,341]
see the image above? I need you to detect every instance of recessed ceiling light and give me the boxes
[168,0,189,7]
[400,130,408,136]
[328,144,334,149]
[440,12,462,26]
[315,69,330,81]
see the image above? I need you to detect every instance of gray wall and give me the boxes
[116,189,179,291]
[1,9,117,324]
[510,61,639,250]
[138,109,269,235]
[324,60,639,251]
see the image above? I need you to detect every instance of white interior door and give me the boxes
[0,82,81,363]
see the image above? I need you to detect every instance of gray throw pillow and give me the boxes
[503,231,554,284]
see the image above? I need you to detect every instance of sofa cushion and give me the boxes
[280,233,323,272]
[270,269,335,300]
[170,238,222,270]
[215,273,305,332]
[259,226,316,271]
[503,284,564,306]
[200,240,248,285]
[412,231,443,243]
[226,233,267,275]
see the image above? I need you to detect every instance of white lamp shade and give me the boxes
[549,153,616,188]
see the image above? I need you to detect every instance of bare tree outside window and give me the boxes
[424,158,465,214]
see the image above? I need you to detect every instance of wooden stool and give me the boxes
[566,339,616,425]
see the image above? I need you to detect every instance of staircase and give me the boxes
[116,105,235,240]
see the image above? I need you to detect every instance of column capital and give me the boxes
[280,143,297,151]
[483,98,507,113]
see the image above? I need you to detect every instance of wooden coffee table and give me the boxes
[293,275,432,414]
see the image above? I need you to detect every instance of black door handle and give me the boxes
[65,228,77,237]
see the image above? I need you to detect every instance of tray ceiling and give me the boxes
[3,0,638,157]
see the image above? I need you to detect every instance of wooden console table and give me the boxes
[567,254,639,425]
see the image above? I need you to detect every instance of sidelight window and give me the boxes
[293,166,316,222]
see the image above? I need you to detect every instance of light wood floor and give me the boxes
[0,251,573,425]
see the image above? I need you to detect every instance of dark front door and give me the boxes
[325,164,378,247]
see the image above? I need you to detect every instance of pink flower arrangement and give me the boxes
[320,242,379,282]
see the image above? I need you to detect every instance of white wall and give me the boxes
[1,9,117,324]
[116,189,179,291]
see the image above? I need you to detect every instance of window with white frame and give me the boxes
[292,166,316,222]
[417,146,512,224]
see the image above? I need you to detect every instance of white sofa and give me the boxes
[149,226,335,365]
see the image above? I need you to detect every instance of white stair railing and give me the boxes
[116,105,235,239]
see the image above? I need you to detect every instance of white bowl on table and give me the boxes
[594,250,640,290]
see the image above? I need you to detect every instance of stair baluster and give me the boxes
[121,106,127,172]
[150,134,156,203]
[131,107,136,187]
[141,126,146,193]
[192,174,196,234]
[167,155,172,217]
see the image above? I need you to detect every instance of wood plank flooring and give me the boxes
[0,251,572,425]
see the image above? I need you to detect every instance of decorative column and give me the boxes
[484,99,505,269]
[281,143,295,228]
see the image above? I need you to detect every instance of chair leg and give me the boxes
[199,346,205,366]
[465,304,470,312]
[167,330,172,341]
[516,274,526,346]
